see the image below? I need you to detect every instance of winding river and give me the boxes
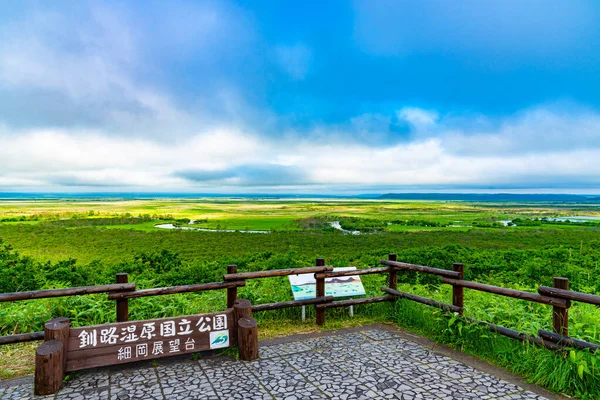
[328,221,361,235]
[154,220,362,235]
[154,223,269,234]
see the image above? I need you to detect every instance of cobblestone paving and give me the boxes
[1,328,551,400]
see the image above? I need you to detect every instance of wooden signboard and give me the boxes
[35,299,257,396]
[66,310,234,371]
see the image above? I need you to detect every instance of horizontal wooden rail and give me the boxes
[538,286,600,306]
[107,281,245,300]
[380,260,461,279]
[441,277,569,308]
[381,287,461,313]
[465,318,562,351]
[224,266,333,281]
[538,330,600,352]
[315,295,392,309]
[0,331,44,345]
[252,296,334,312]
[315,267,390,279]
[0,283,135,303]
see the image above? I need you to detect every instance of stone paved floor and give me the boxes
[1,327,553,400]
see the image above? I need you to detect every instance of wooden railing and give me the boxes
[0,283,134,345]
[0,260,335,345]
[1,254,599,354]
[0,283,135,302]
[378,254,599,353]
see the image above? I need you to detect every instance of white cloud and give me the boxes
[442,105,600,155]
[0,7,136,99]
[0,127,262,188]
[397,107,439,127]
[2,104,600,191]
[0,3,246,138]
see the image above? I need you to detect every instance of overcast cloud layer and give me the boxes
[1,1,600,193]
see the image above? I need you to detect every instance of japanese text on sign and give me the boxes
[76,314,229,361]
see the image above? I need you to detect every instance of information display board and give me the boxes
[288,267,366,300]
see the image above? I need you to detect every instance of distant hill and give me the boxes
[377,193,600,203]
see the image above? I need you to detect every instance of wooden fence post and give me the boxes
[35,317,70,395]
[116,273,129,322]
[452,263,464,316]
[44,317,70,370]
[388,254,398,303]
[233,299,253,321]
[233,298,258,360]
[238,317,259,360]
[552,277,569,336]
[315,258,326,326]
[227,265,238,308]
[35,341,64,395]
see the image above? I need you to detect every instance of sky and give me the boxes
[1,0,600,194]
